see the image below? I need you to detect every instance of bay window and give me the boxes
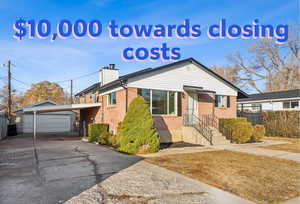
[138,89,180,115]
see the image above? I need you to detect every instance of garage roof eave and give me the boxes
[23,103,101,113]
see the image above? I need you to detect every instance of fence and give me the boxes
[0,113,8,140]
[237,104,262,125]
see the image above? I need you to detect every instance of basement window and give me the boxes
[107,92,117,105]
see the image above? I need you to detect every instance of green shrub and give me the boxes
[263,111,300,138]
[231,122,254,143]
[117,96,160,154]
[97,131,116,146]
[87,123,109,142]
[251,125,265,142]
[219,117,247,140]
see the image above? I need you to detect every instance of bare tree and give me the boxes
[228,29,300,93]
[0,85,24,111]
[211,66,241,85]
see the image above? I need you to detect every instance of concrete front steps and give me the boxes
[211,128,231,145]
[182,126,231,146]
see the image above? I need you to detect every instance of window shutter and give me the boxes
[227,96,230,107]
[177,92,182,116]
[215,95,218,107]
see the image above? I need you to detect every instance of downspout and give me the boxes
[120,80,128,112]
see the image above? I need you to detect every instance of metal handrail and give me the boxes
[201,114,219,130]
[183,114,213,145]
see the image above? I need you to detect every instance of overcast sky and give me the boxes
[0,0,298,94]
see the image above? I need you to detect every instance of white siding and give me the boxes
[240,99,300,111]
[272,102,283,111]
[127,62,237,96]
[261,102,273,111]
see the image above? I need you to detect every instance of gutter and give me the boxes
[238,97,300,104]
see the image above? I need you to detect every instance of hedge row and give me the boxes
[87,123,119,147]
[87,123,109,142]
[219,118,265,143]
[262,111,300,138]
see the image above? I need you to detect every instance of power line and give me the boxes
[11,77,31,87]
[54,71,99,83]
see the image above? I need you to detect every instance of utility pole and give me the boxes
[3,60,12,123]
[70,80,73,104]
[8,60,11,122]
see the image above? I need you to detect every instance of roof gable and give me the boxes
[13,100,58,112]
[127,60,238,96]
[75,58,248,98]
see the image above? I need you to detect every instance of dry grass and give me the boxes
[146,150,300,203]
[260,137,300,153]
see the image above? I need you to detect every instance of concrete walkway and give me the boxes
[281,196,300,204]
[214,140,300,162]
[66,161,254,204]
[139,139,300,162]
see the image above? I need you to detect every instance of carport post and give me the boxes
[33,111,37,141]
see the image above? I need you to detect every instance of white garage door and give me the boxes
[23,114,71,133]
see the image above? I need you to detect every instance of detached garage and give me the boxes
[14,101,76,134]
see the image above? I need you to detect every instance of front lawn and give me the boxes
[260,137,300,153]
[146,150,300,203]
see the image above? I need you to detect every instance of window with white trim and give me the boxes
[138,89,181,115]
[107,92,116,105]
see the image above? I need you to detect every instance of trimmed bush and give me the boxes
[87,123,109,142]
[251,125,265,142]
[98,131,117,146]
[263,111,300,138]
[219,117,247,140]
[117,96,160,154]
[231,122,254,143]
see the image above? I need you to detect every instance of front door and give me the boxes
[187,93,198,124]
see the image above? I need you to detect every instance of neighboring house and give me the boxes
[238,89,300,112]
[75,58,248,145]
[13,100,77,134]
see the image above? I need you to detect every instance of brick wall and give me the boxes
[101,87,138,134]
[153,116,183,143]
[197,94,236,118]
[214,96,237,118]
[79,88,237,140]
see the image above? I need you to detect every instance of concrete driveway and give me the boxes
[0,134,141,204]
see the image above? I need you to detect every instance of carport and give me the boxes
[23,103,101,140]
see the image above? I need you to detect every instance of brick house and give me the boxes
[75,58,248,145]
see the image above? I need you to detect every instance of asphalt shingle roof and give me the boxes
[238,89,300,102]
[75,58,248,98]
